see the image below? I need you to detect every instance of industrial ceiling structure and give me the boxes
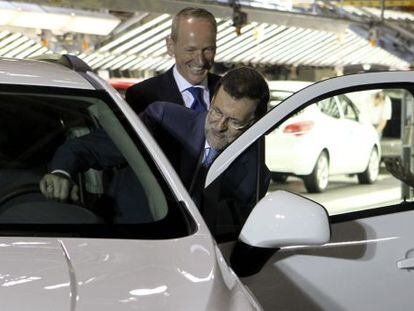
[2,0,414,74]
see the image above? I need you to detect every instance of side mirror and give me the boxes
[241,190,330,247]
[231,190,330,277]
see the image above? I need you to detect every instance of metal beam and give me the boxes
[12,0,353,33]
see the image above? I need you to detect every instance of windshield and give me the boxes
[0,85,194,239]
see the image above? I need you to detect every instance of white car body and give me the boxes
[2,55,414,311]
[265,81,380,192]
[0,56,329,310]
[208,71,414,311]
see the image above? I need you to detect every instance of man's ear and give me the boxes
[166,36,174,57]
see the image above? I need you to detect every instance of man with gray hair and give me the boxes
[126,7,220,113]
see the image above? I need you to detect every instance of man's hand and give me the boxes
[384,157,414,187]
[39,173,80,202]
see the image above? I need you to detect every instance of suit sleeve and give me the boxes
[50,129,126,177]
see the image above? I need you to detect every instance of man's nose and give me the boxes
[215,117,228,131]
[194,50,206,64]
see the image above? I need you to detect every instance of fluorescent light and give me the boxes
[112,19,171,54]
[28,46,49,58]
[63,14,120,36]
[107,55,137,70]
[0,36,28,56]
[0,1,120,36]
[3,39,35,57]
[11,12,70,30]
[98,14,170,52]
[0,2,18,24]
[14,43,42,58]
[126,28,170,55]
[0,33,22,49]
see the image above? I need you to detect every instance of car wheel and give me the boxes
[304,151,329,193]
[358,147,379,184]
[271,173,288,183]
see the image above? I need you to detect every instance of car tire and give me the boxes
[358,147,380,184]
[304,151,329,193]
[271,173,288,183]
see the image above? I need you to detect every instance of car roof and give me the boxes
[267,80,312,92]
[0,57,94,90]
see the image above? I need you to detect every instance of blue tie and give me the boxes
[203,147,218,167]
[188,86,207,112]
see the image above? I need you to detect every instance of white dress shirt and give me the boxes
[173,66,211,109]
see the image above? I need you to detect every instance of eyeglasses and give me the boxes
[208,106,255,130]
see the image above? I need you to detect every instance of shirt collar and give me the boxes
[173,65,208,93]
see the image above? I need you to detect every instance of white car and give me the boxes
[0,55,329,310]
[1,55,414,311]
[265,81,380,192]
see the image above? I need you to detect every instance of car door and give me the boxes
[206,71,414,311]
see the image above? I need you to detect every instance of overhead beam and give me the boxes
[12,0,354,33]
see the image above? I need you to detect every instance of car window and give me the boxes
[337,95,358,121]
[0,86,195,239]
[317,97,340,118]
[266,86,414,217]
[269,90,294,108]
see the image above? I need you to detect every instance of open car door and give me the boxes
[205,71,414,310]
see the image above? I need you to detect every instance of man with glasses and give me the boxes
[140,66,269,202]
[40,67,270,227]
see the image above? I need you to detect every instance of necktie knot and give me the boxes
[187,86,207,112]
[203,147,218,167]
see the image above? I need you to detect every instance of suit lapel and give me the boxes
[162,68,185,106]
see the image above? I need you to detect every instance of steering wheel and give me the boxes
[0,182,104,224]
[0,183,42,208]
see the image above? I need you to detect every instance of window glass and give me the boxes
[318,97,340,118]
[266,87,414,217]
[0,87,194,238]
[269,90,294,108]
[337,95,358,121]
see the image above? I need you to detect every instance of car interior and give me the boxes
[0,88,187,235]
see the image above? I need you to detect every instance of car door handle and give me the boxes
[397,257,414,270]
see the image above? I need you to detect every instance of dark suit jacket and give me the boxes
[125,67,221,114]
[142,103,271,238]
[51,102,270,231]
[125,67,221,172]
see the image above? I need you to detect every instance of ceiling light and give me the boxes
[0,1,120,36]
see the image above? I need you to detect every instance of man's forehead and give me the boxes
[178,16,215,28]
[213,88,257,115]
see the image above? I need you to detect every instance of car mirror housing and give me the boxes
[230,190,330,277]
[240,190,330,248]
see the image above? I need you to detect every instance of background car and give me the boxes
[266,80,380,192]
[108,77,141,97]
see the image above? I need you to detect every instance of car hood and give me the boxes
[0,235,259,311]
[0,239,72,309]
